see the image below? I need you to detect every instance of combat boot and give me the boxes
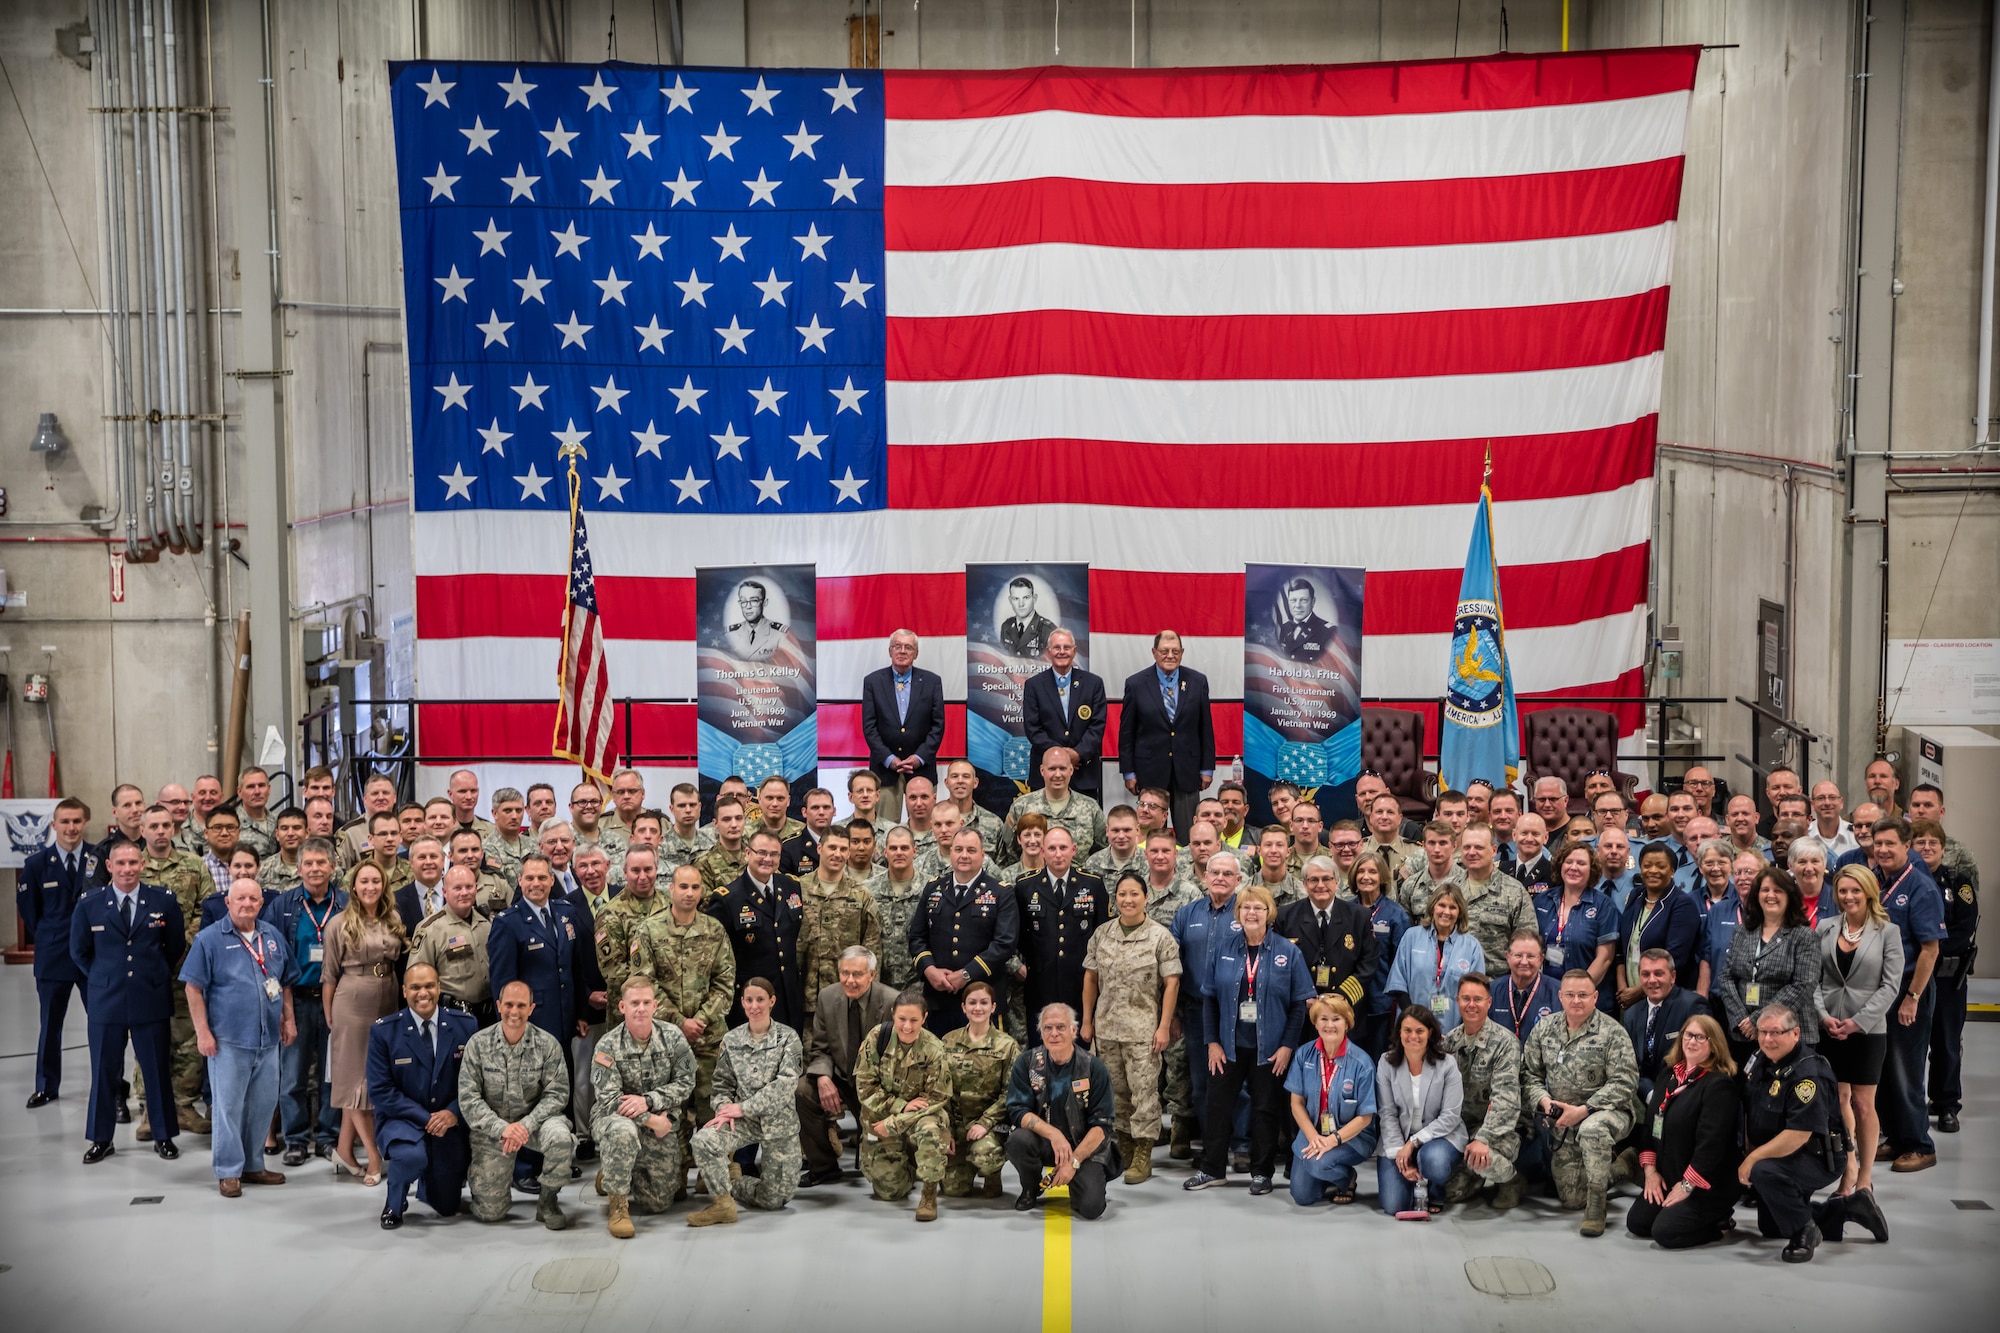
[982,1173,1005,1198]
[1579,1187,1608,1237]
[607,1194,635,1239]
[915,1181,938,1222]
[1491,1176,1525,1210]
[178,1103,212,1134]
[134,1112,153,1143]
[1115,1131,1133,1169]
[1169,1117,1194,1160]
[1124,1139,1155,1185]
[1444,1169,1481,1204]
[536,1188,569,1231]
[687,1178,739,1227]
[1611,1148,1640,1186]
[594,1169,607,1197]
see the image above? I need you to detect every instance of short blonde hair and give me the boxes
[1235,884,1277,923]
[1307,994,1355,1029]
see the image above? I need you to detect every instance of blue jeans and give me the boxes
[280,1000,337,1148]
[209,1041,283,1180]
[1881,982,1936,1155]
[1377,1138,1462,1214]
[1287,1130,1378,1205]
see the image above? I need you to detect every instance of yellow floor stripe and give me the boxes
[1041,1185,1073,1333]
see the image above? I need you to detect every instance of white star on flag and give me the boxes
[831,468,870,504]
[743,77,779,114]
[753,269,792,305]
[789,422,827,458]
[703,123,740,160]
[824,165,861,203]
[423,164,459,200]
[417,69,454,106]
[710,422,748,460]
[712,224,751,261]
[512,373,550,409]
[745,169,781,206]
[750,468,790,505]
[579,73,617,111]
[631,223,669,259]
[478,418,513,454]
[594,268,631,304]
[836,270,874,307]
[554,311,593,348]
[634,316,671,353]
[830,376,868,414]
[476,310,513,346]
[662,76,697,113]
[621,122,660,158]
[664,170,700,206]
[551,221,589,259]
[824,75,861,112]
[513,266,551,303]
[670,376,708,412]
[783,122,822,159]
[514,464,551,501]
[595,465,630,501]
[591,374,630,413]
[670,467,710,504]
[460,116,497,154]
[502,165,540,200]
[434,265,472,302]
[796,315,833,351]
[473,218,511,254]
[793,223,831,260]
[553,418,591,453]
[433,373,471,410]
[498,69,536,108]
[632,421,668,458]
[675,269,712,306]
[714,317,753,353]
[439,464,475,499]
[582,167,621,204]
[540,118,579,155]
[749,378,788,415]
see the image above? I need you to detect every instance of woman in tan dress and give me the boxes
[323,862,406,1184]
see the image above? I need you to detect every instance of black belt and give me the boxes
[293,984,322,1001]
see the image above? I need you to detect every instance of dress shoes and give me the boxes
[1891,1151,1937,1173]
[241,1170,287,1186]
[1937,1113,1961,1134]
[26,1091,55,1109]
[155,1139,180,1160]
[114,1098,132,1125]
[282,1146,309,1167]
[82,1141,115,1165]
[219,1177,242,1198]
[381,1208,405,1230]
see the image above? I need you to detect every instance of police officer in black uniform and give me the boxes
[1013,827,1108,1046]
[1739,1000,1845,1262]
[1275,854,1378,1045]
[703,828,805,1030]
[910,828,1019,1035]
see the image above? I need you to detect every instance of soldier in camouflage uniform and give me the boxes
[136,806,214,1135]
[1442,972,1525,1206]
[855,994,955,1220]
[459,980,577,1229]
[257,810,306,898]
[914,804,1002,886]
[1520,971,1640,1235]
[590,976,698,1236]
[1442,827,1535,974]
[446,828,513,916]
[1394,821,1463,914]
[941,760,1008,863]
[567,781,629,863]
[409,867,494,1022]
[745,776,806,844]
[657,783,716,870]
[939,981,1020,1197]
[344,810,414,900]
[595,847,669,998]
[695,795,752,898]
[797,828,883,1002]
[481,787,533,886]
[1082,872,1182,1181]
[629,865,736,1183]
[686,978,804,1225]
[1005,747,1107,859]
[868,829,926,991]
[234,767,279,858]
[1138,834,1204,1130]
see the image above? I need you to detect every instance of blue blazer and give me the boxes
[1202,933,1314,1064]
[1617,887,1703,988]
[488,895,594,1040]
[18,843,98,981]
[367,1006,477,1132]
[69,884,185,1026]
[1021,666,1108,798]
[860,665,947,785]
[1118,666,1216,792]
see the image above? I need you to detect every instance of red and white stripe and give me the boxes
[414,48,1698,801]
[553,596,616,783]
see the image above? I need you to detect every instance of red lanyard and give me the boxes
[1433,934,1449,989]
[1509,986,1534,1039]
[1244,947,1261,1000]
[1656,1064,1704,1119]
[241,930,270,977]
[1317,1037,1346,1114]
[1556,893,1578,942]
[302,897,333,943]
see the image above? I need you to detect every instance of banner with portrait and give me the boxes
[1242,564,1365,825]
[965,563,1090,812]
[696,564,817,797]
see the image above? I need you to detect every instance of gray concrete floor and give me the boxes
[0,961,1994,1331]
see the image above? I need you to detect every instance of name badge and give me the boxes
[308,946,324,964]
[1238,1000,1258,1022]
[1744,983,1762,1006]
[264,977,282,1000]
[396,1057,413,1065]
[1653,1113,1665,1140]
[1314,964,1330,988]
[1429,993,1450,1015]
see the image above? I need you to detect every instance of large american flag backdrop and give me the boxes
[390,48,1698,799]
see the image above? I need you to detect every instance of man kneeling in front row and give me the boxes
[1006,1003,1117,1220]
[368,963,476,1228]
[459,980,576,1228]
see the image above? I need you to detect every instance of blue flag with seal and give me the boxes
[1440,455,1519,791]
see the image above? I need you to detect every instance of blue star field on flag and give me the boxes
[391,63,886,515]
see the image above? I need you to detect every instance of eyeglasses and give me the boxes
[1329,839,1362,850]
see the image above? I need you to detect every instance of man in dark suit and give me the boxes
[394,836,449,937]
[795,946,901,1186]
[1022,628,1108,803]
[1118,630,1216,844]
[909,829,1019,1035]
[702,829,806,1031]
[70,839,185,1163]
[1275,855,1378,1044]
[19,798,99,1108]
[367,962,477,1228]
[1013,827,1109,1045]
[487,855,594,1046]
[1621,949,1704,1099]
[860,630,946,823]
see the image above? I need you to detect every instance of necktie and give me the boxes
[895,674,910,724]
[123,894,135,930]
[1644,1004,1659,1055]
[1318,909,1330,934]
[421,1018,434,1059]
[846,999,862,1056]
[1057,675,1071,717]
[66,852,77,879]
[1162,676,1176,720]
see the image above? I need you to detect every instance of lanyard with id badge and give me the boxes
[1653,1066,1703,1141]
[243,931,281,1000]
[1316,1038,1346,1134]
[303,897,334,968]
[1240,948,1262,1024]
[1430,942,1452,1016]
[1744,932,1778,1007]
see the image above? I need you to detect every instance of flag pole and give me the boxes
[552,438,587,774]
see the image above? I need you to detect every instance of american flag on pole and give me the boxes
[551,448,617,781]
[390,49,1698,795]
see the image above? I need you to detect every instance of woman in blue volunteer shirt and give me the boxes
[1383,886,1484,1030]
[1283,994,1377,1206]
[1536,841,1620,1009]
[1346,852,1409,1058]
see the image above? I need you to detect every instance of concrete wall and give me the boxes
[2,0,1995,848]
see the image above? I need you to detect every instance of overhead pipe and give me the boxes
[141,0,187,551]
[125,0,161,550]
[162,0,201,552]
[91,0,136,560]
[1977,0,2000,447]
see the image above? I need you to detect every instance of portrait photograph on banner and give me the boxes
[1242,564,1365,825]
[964,563,1090,814]
[695,564,817,809]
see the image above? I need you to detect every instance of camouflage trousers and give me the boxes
[468,1116,576,1222]
[691,1114,800,1211]
[1445,1127,1521,1200]
[597,1113,681,1213]
[1096,1037,1162,1140]
[941,1121,1009,1196]
[860,1108,952,1198]
[676,1052,717,1179]
[134,997,205,1114]
[1159,1030,1192,1121]
[1545,1107,1630,1208]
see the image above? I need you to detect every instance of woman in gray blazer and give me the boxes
[1817,864,1903,1203]
[1374,1005,1465,1216]
[1715,866,1821,1064]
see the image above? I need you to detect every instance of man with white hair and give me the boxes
[1531,775,1571,828]
[1169,853,1246,1156]
[1004,1003,1116,1220]
[861,630,946,823]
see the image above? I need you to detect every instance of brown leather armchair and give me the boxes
[1359,707,1435,817]
[1522,707,1638,814]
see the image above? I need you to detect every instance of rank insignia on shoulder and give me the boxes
[1794,1079,1816,1104]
